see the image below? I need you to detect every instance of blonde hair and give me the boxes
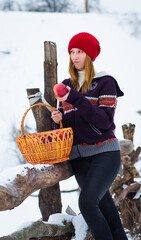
[69,55,95,93]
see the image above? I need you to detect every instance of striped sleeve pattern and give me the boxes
[59,101,77,115]
[98,95,117,109]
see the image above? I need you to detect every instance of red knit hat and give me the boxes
[68,32,101,62]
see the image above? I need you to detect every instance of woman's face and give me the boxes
[70,48,86,71]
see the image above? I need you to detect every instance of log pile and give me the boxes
[110,123,141,236]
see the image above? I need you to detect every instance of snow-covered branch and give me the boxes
[0,162,73,211]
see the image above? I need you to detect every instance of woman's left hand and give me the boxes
[55,86,71,101]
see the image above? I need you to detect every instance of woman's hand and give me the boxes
[51,110,63,124]
[55,86,71,102]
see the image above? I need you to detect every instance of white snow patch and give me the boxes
[0,163,51,186]
[48,213,88,240]
[48,213,73,226]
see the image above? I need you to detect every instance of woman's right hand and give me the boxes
[51,110,63,124]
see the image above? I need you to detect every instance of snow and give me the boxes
[0,0,141,239]
[0,163,50,186]
[0,193,42,236]
[48,213,88,240]
[48,213,73,226]
[133,185,141,199]
[101,0,141,13]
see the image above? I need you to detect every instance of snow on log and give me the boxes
[0,220,74,240]
[0,162,73,211]
[0,212,95,240]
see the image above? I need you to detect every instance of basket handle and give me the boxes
[21,103,63,136]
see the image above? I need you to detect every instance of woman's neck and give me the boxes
[78,70,85,90]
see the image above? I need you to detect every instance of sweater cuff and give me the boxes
[52,121,60,130]
[66,88,82,106]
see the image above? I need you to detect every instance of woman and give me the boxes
[51,32,128,240]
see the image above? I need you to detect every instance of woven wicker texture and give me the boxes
[16,103,73,165]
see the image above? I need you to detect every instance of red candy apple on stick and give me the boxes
[53,83,68,97]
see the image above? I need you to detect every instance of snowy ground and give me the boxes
[0,1,141,238]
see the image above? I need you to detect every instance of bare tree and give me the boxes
[2,0,22,11]
[88,0,101,13]
[85,0,89,13]
[25,0,71,12]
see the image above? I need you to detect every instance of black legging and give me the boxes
[69,151,128,240]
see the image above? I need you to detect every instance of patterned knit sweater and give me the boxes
[52,72,124,160]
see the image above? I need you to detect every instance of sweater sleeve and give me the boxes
[66,77,118,130]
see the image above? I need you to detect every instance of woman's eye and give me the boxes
[79,50,83,53]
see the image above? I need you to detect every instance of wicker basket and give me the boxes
[16,103,73,165]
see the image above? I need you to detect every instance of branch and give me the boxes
[122,155,140,178]
[0,162,73,211]
[114,182,141,206]
[131,146,141,165]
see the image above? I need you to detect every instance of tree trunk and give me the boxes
[39,184,62,222]
[27,41,62,221]
[85,0,89,12]
[39,41,61,221]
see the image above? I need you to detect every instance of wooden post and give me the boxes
[44,41,57,108]
[39,41,62,221]
[27,41,62,221]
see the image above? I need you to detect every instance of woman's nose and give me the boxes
[72,52,79,60]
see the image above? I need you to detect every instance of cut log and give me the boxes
[119,139,134,156]
[0,218,95,240]
[0,220,74,240]
[29,234,73,240]
[122,123,135,142]
[0,162,73,211]
[122,155,140,178]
